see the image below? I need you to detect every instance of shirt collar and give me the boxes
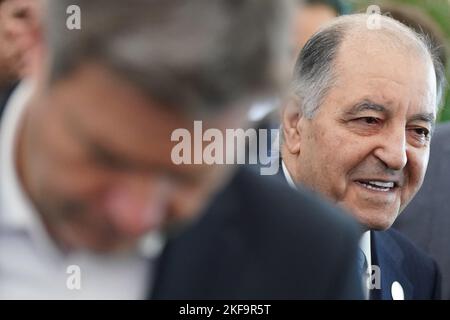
[0,81,164,260]
[359,230,371,299]
[281,160,297,189]
[359,230,371,273]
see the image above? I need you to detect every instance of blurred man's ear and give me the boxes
[281,95,303,155]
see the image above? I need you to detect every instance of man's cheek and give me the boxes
[55,163,113,193]
[407,154,428,192]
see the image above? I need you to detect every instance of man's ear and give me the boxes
[281,95,303,155]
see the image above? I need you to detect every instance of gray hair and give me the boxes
[44,0,294,116]
[291,14,447,119]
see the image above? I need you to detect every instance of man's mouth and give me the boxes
[355,180,397,192]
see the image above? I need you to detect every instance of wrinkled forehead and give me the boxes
[333,33,437,112]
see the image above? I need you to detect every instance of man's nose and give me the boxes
[103,176,174,236]
[373,126,408,171]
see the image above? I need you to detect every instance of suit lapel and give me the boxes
[370,230,413,300]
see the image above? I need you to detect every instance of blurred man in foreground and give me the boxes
[0,0,363,299]
[280,14,445,299]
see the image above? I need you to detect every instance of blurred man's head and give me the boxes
[282,14,446,231]
[0,0,39,88]
[18,0,294,252]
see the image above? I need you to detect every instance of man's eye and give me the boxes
[356,117,380,125]
[13,8,29,19]
[412,127,430,139]
[91,148,131,171]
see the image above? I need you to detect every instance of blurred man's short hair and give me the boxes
[44,0,293,117]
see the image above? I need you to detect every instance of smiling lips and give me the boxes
[355,180,397,192]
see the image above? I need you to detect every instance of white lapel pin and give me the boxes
[391,281,404,300]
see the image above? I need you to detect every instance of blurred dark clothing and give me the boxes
[394,122,450,299]
[0,82,18,117]
[151,166,363,299]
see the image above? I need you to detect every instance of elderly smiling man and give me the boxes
[280,14,446,300]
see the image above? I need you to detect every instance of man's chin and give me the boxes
[355,213,397,231]
[53,222,142,254]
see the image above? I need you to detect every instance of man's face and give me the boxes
[0,0,38,85]
[286,39,437,230]
[19,64,245,252]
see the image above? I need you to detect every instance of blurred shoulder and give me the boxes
[233,166,360,245]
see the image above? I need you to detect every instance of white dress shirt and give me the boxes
[0,82,164,299]
[282,160,371,299]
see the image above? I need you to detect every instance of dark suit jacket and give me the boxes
[394,122,450,299]
[276,163,441,300]
[150,166,363,299]
[370,229,441,300]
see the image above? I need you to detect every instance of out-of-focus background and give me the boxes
[350,0,450,122]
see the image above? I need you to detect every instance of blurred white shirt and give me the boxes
[0,82,163,299]
[247,100,278,123]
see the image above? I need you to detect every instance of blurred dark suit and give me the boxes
[394,122,450,299]
[151,166,363,299]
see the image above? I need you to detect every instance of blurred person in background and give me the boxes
[247,0,351,164]
[0,0,363,299]
[293,0,351,57]
[0,0,39,113]
[384,3,450,299]
[249,0,350,121]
